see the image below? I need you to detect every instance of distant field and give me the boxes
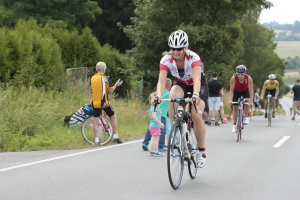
[275,41,300,59]
[283,70,300,86]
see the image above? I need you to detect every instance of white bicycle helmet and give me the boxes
[236,65,247,73]
[168,30,189,48]
[268,74,276,79]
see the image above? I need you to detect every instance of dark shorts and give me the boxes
[173,79,208,100]
[264,89,276,99]
[93,105,115,117]
[233,88,250,102]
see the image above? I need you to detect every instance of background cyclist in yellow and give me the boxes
[260,74,280,118]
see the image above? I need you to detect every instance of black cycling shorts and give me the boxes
[233,88,250,102]
[93,105,115,117]
[264,89,276,99]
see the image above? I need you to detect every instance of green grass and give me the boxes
[275,41,300,59]
[0,85,149,152]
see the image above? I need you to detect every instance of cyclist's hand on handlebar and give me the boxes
[273,96,277,100]
[151,95,161,106]
[229,101,233,105]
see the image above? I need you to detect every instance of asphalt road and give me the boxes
[1,98,299,200]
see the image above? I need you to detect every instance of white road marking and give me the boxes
[273,136,290,148]
[0,139,143,172]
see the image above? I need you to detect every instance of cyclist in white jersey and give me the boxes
[153,30,206,168]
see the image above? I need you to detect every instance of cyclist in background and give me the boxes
[260,74,279,118]
[153,30,206,168]
[229,65,254,133]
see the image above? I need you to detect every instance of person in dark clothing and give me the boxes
[291,78,300,120]
[207,72,223,126]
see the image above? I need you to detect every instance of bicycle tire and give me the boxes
[167,123,184,190]
[236,110,242,142]
[81,115,113,145]
[268,103,271,127]
[187,129,198,179]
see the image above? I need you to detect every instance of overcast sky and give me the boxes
[259,0,300,24]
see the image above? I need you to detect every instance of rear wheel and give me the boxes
[187,129,198,179]
[167,123,184,190]
[81,116,113,145]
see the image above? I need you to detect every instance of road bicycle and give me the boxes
[266,92,272,127]
[155,96,201,190]
[81,114,113,145]
[232,96,249,142]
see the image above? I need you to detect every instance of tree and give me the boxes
[239,10,285,91]
[0,0,102,30]
[120,0,272,94]
[90,0,135,53]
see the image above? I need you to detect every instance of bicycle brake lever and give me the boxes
[192,97,202,115]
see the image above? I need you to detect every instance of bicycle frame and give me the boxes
[232,96,248,142]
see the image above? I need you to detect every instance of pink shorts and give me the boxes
[149,126,161,136]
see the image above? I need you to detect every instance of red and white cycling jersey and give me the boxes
[159,49,201,86]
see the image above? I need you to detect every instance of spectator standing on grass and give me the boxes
[142,78,172,151]
[291,78,300,120]
[91,62,123,145]
[207,72,223,126]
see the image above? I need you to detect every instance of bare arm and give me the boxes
[248,76,254,104]
[260,81,267,99]
[274,81,280,99]
[156,70,168,98]
[107,84,118,94]
[229,76,235,103]
[192,65,201,96]
[152,111,164,128]
[220,87,224,96]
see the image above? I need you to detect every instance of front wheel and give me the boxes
[167,123,184,190]
[267,106,272,127]
[236,111,242,142]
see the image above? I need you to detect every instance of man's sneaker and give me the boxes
[264,112,267,118]
[149,151,155,156]
[207,122,211,126]
[95,138,100,145]
[113,138,123,144]
[153,152,164,157]
[243,117,249,124]
[196,152,206,168]
[142,143,149,151]
[272,112,275,118]
[232,125,237,133]
[158,147,167,152]
[291,117,295,120]
[215,122,220,126]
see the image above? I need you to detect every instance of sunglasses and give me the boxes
[171,47,184,51]
[236,73,245,76]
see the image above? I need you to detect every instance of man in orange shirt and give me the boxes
[91,62,123,145]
